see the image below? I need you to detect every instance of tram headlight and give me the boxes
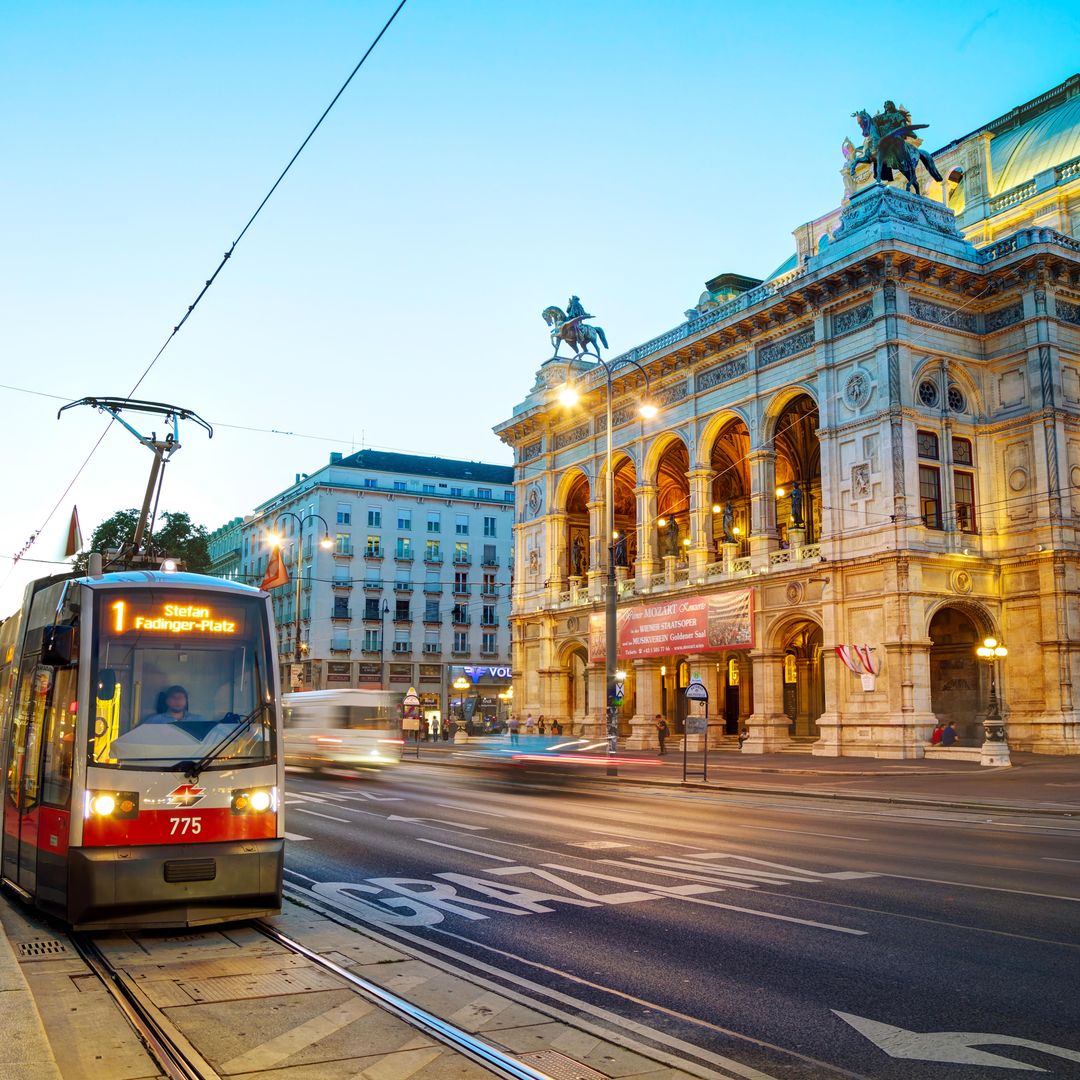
[86,790,139,819]
[231,787,274,814]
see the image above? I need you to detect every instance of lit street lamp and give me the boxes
[452,675,470,735]
[557,319,656,777]
[976,635,1010,767]
[269,512,333,677]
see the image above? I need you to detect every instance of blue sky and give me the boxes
[2,0,1078,609]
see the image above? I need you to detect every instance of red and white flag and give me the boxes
[63,506,83,558]
[853,644,878,676]
[261,547,290,590]
[835,645,862,674]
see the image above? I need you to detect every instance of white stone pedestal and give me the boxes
[979,740,1012,767]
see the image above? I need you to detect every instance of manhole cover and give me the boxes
[17,939,70,958]
[568,840,629,850]
[519,1050,609,1080]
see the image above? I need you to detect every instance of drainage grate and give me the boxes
[518,1051,610,1080]
[164,858,217,883]
[17,939,71,958]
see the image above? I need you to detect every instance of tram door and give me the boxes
[2,665,51,893]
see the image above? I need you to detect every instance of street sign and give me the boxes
[685,716,707,735]
[685,679,709,701]
[402,687,421,708]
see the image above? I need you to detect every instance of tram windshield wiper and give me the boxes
[176,702,271,781]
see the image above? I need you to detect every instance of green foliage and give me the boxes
[74,509,213,575]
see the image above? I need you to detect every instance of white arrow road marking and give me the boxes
[834,1011,1080,1071]
[293,807,350,823]
[387,815,486,831]
[283,832,312,842]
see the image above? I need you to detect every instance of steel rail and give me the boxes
[69,933,219,1080]
[252,920,555,1080]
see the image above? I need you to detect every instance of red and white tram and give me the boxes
[0,568,284,928]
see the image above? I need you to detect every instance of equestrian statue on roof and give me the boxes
[542,296,609,359]
[848,99,943,196]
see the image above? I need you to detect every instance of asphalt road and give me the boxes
[280,761,1080,1080]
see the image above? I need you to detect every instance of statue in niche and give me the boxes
[722,502,734,542]
[613,533,628,567]
[664,516,681,557]
[571,534,587,577]
[790,482,804,527]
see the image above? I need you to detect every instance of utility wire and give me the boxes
[5,0,410,578]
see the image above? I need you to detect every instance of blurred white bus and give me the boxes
[282,689,402,773]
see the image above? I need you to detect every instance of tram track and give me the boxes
[69,922,555,1080]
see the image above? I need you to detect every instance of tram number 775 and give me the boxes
[169,816,203,836]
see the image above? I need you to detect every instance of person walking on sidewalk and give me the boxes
[538,716,547,736]
[507,716,520,745]
[654,714,669,755]
[525,713,537,737]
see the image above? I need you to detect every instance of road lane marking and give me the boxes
[436,803,504,817]
[879,873,1080,902]
[724,823,870,842]
[293,807,350,823]
[586,829,708,850]
[539,864,866,935]
[1042,857,1080,864]
[387,815,486,831]
[284,832,313,842]
[284,867,320,883]
[416,839,514,862]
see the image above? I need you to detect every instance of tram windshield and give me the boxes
[89,589,274,770]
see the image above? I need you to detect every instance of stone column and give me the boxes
[635,482,659,588]
[627,659,663,748]
[688,468,712,579]
[742,649,791,752]
[748,449,779,562]
[586,499,604,600]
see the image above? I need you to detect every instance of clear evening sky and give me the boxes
[2,1,1077,611]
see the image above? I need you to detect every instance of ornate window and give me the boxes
[916,430,939,459]
[918,379,939,407]
[947,385,966,413]
[952,437,973,465]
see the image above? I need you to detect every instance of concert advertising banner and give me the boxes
[589,590,754,662]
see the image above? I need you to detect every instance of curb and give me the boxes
[397,755,1080,818]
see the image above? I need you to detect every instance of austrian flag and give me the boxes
[835,644,879,676]
[261,548,290,591]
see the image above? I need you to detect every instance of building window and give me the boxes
[784,654,797,683]
[364,598,381,619]
[955,471,977,532]
[916,430,939,459]
[455,514,469,535]
[919,465,942,529]
[395,571,411,589]
[952,437,973,466]
[424,599,439,621]
[918,379,939,408]
[364,478,378,489]
[450,487,463,497]
[478,487,491,499]
[425,540,442,562]
[947,385,966,413]
[482,573,497,596]
[454,571,469,594]
[482,604,496,625]
[453,630,468,652]
[454,542,470,564]
[335,533,352,555]
[333,596,350,619]
[422,484,436,494]
[365,535,382,556]
[365,570,381,587]
[482,632,497,654]
[483,516,496,537]
[363,628,381,651]
[337,503,352,525]
[728,658,739,686]
[396,537,412,559]
[367,507,382,527]
[395,599,411,621]
[398,510,412,530]
[394,481,407,491]
[503,491,514,502]
[427,512,440,533]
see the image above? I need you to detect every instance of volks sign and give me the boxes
[460,666,512,682]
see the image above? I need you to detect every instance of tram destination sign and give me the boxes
[589,589,753,662]
[102,594,245,637]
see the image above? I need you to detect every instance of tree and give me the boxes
[75,509,213,574]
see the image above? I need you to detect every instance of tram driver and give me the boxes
[145,685,206,725]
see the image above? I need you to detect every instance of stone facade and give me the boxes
[495,79,1080,757]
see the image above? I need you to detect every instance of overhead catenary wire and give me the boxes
[4,0,410,581]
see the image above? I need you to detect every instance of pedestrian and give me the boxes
[550,719,562,736]
[930,722,944,745]
[538,715,547,736]
[940,720,958,747]
[525,713,537,737]
[654,713,669,755]
[442,720,451,742]
[737,725,750,748]
[507,715,520,744]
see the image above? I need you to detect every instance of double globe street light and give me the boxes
[555,326,656,777]
[268,512,333,666]
[975,635,1010,767]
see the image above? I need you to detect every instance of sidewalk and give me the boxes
[400,739,1080,815]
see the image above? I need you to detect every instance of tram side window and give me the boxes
[7,667,51,811]
[41,667,77,807]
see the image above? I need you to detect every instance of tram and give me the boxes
[0,566,284,929]
[282,688,402,773]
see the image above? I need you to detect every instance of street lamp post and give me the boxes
[452,675,470,737]
[269,512,333,683]
[976,635,1010,767]
[558,345,656,777]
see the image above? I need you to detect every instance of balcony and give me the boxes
[361,645,381,655]
[450,647,469,657]
[362,609,382,622]
[451,614,471,627]
[364,546,383,560]
[394,581,414,592]
[422,643,442,655]
[453,553,472,566]
[423,582,442,594]
[331,609,352,622]
[363,579,383,591]
[333,545,354,559]
[422,614,441,625]
[481,555,499,568]
[395,550,415,563]
[392,641,412,654]
[452,585,470,597]
[332,578,352,590]
[479,649,498,657]
[394,613,413,624]
[330,640,352,653]
[424,551,444,565]
[480,586,498,597]
[481,616,499,628]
